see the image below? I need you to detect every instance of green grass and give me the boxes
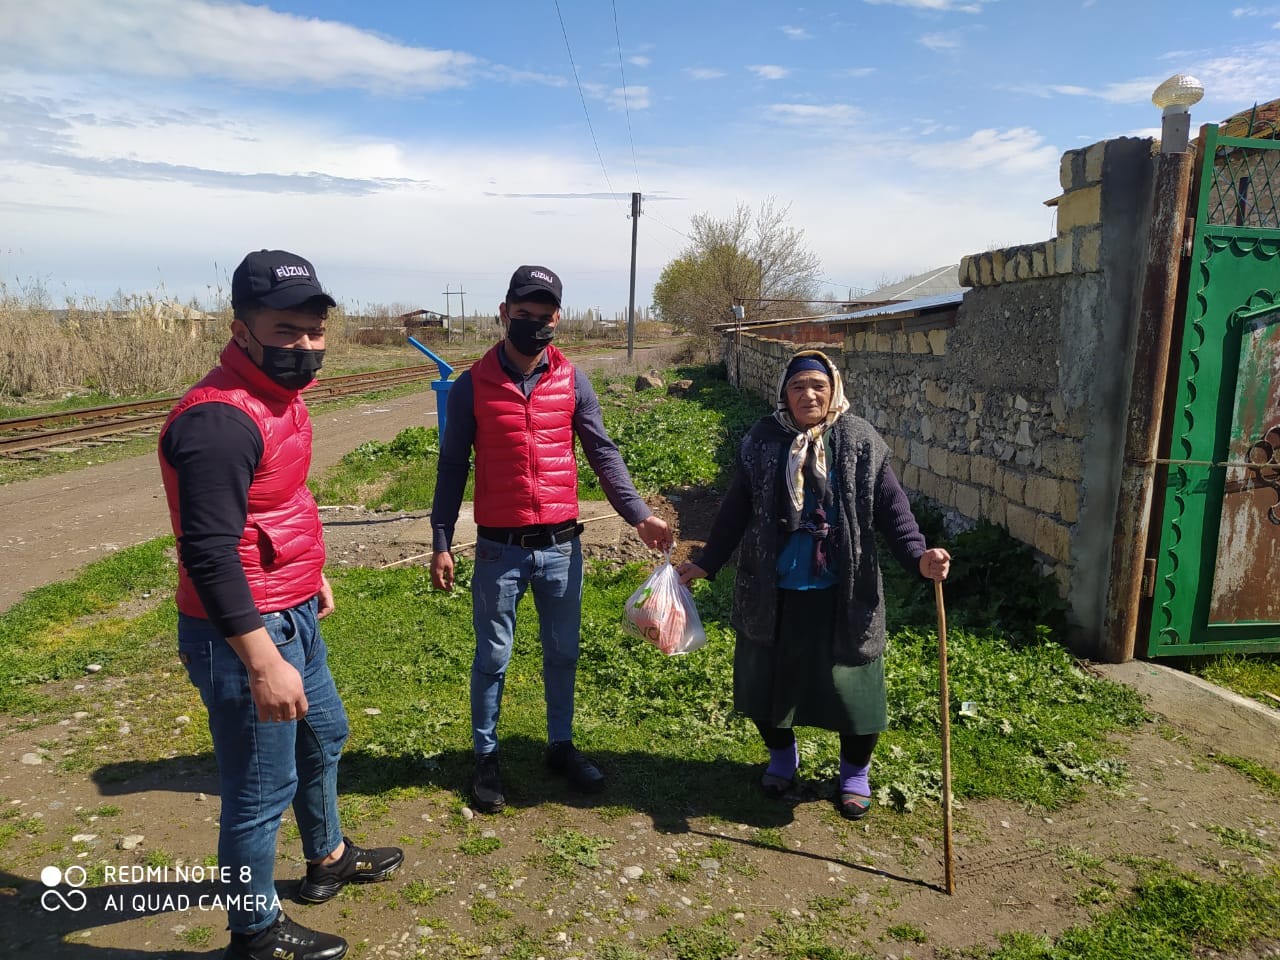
[1211,754,1280,797]
[987,863,1280,959]
[1190,653,1280,711]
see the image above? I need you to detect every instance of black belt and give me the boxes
[477,520,583,549]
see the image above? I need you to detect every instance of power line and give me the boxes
[553,0,624,214]
[611,0,642,192]
[646,210,689,241]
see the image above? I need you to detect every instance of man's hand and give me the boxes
[635,515,673,552]
[317,573,335,619]
[918,547,952,582]
[431,550,455,591]
[228,628,308,722]
[677,562,707,586]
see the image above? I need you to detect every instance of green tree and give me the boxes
[652,198,822,335]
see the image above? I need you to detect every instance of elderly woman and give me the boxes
[678,349,950,820]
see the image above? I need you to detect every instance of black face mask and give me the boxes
[245,328,325,390]
[506,314,555,357]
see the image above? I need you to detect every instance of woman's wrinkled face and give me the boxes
[784,370,832,428]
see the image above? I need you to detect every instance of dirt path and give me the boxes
[0,345,672,614]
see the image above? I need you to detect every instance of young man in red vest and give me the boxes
[159,250,403,960]
[431,265,672,813]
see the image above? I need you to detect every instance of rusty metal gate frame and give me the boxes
[1147,121,1280,657]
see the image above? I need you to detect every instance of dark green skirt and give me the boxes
[733,587,887,735]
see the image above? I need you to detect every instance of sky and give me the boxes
[1,0,1277,319]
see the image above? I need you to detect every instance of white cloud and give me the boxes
[767,103,863,126]
[834,67,877,79]
[0,0,474,93]
[909,127,1060,176]
[685,67,726,80]
[750,65,791,80]
[864,0,988,12]
[781,25,813,40]
[628,55,652,67]
[607,86,651,111]
[919,32,962,51]
[1047,78,1158,104]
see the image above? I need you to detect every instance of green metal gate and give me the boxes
[1148,122,1280,657]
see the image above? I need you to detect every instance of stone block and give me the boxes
[1059,149,1080,191]
[909,332,930,354]
[1052,563,1072,599]
[1057,184,1102,233]
[875,333,894,352]
[892,332,908,353]
[1001,469,1025,502]
[929,447,948,477]
[918,469,940,500]
[1032,248,1046,277]
[1044,239,1056,275]
[959,255,975,287]
[928,329,948,355]
[970,455,996,488]
[1006,503,1037,545]
[950,455,971,482]
[903,463,920,490]
[1035,514,1073,564]
[1041,438,1083,480]
[1004,258,1019,283]
[853,331,866,351]
[981,489,1009,526]
[1084,141,1106,183]
[910,441,930,469]
[1078,225,1102,272]
[925,381,945,407]
[1016,251,1032,280]
[990,249,1006,282]
[955,482,981,518]
[1059,482,1080,523]
[1055,234,1074,273]
[893,435,909,460]
[1025,475,1061,513]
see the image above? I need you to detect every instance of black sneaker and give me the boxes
[470,751,505,814]
[225,911,347,960]
[545,741,606,794]
[297,836,404,904]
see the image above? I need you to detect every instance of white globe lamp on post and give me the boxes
[1152,74,1204,154]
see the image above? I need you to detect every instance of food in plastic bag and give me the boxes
[623,557,707,656]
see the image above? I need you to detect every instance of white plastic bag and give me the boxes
[623,554,707,656]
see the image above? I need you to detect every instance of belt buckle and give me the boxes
[519,530,540,549]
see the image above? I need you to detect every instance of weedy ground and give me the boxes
[0,363,1275,959]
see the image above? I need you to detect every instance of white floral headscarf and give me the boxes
[772,349,850,517]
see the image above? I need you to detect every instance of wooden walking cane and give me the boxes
[935,579,956,895]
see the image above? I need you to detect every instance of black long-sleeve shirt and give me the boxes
[160,403,265,637]
[431,348,651,553]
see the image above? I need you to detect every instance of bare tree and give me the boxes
[652,197,822,336]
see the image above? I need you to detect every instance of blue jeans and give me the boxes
[178,597,349,935]
[470,535,584,756]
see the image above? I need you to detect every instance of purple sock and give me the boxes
[840,756,870,796]
[765,742,799,780]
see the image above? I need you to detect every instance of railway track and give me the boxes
[0,362,472,457]
[0,339,647,458]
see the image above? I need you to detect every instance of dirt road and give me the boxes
[0,345,670,613]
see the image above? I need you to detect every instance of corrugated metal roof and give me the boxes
[827,290,965,322]
[862,264,963,301]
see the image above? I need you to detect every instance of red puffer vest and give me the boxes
[159,341,325,620]
[471,342,578,527]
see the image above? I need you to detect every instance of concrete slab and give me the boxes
[1091,660,1280,769]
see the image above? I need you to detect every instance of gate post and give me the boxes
[1100,149,1195,662]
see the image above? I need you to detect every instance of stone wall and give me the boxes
[722,137,1156,654]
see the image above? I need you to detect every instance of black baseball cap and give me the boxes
[506,265,562,306]
[231,250,338,311]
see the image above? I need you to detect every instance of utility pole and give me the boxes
[441,285,466,343]
[627,191,640,362]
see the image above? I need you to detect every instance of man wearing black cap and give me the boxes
[159,250,402,960]
[431,264,673,813]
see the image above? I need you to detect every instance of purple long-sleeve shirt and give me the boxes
[431,346,651,553]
